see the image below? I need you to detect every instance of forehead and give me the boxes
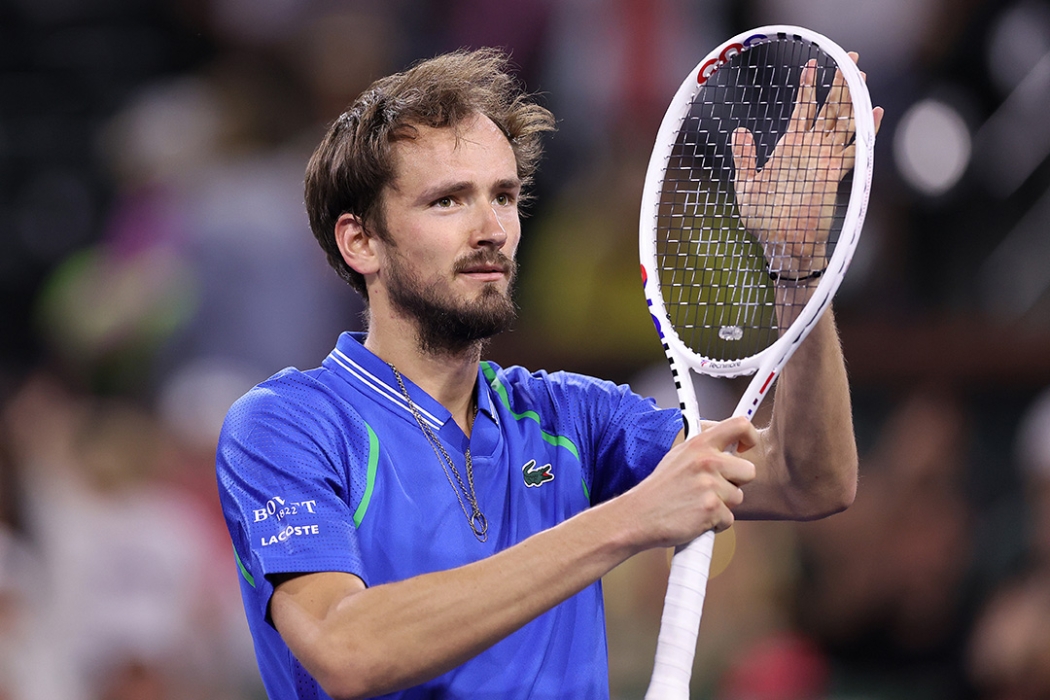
[388,114,518,190]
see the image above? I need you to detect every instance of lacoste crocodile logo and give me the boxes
[522,459,554,487]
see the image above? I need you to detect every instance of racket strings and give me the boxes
[655,36,851,362]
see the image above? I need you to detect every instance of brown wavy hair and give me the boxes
[304,48,556,299]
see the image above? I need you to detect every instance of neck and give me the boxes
[364,312,482,436]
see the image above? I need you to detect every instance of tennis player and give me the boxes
[216,48,865,699]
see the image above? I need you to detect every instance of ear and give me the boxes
[334,213,380,277]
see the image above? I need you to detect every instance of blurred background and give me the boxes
[2,0,1050,698]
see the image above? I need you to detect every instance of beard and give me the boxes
[386,249,518,357]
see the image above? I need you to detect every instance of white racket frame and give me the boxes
[639,25,875,699]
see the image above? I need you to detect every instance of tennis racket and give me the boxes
[639,26,876,698]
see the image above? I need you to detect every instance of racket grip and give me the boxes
[644,530,715,699]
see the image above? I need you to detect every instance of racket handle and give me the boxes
[644,530,715,699]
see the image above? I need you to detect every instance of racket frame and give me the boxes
[639,24,875,698]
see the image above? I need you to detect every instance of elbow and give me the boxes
[314,669,379,700]
[798,455,858,520]
[308,660,362,700]
[322,684,372,700]
[305,646,394,700]
[315,674,365,700]
[319,682,363,700]
[832,447,860,513]
[785,451,856,522]
[823,468,857,516]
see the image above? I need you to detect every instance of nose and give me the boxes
[474,202,508,250]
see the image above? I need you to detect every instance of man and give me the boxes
[217,48,880,699]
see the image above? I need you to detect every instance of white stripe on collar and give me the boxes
[328,347,443,430]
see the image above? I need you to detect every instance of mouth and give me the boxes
[459,269,507,283]
[456,255,514,282]
[461,263,507,275]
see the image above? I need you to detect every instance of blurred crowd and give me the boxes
[2,0,1050,698]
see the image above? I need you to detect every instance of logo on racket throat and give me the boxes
[522,460,554,487]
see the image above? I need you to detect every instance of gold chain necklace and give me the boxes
[389,365,489,542]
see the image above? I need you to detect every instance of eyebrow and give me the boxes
[416,177,522,205]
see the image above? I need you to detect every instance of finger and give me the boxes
[789,59,819,132]
[815,52,860,138]
[723,480,746,508]
[720,453,758,488]
[817,58,852,134]
[711,504,736,533]
[840,142,856,172]
[827,70,860,148]
[819,78,844,136]
[696,466,747,507]
[827,60,869,147]
[696,415,761,455]
[832,94,854,147]
[730,127,758,182]
[692,479,740,533]
[837,106,883,168]
[727,415,761,454]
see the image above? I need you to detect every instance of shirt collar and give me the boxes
[323,332,497,428]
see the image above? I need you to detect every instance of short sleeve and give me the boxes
[216,372,368,623]
[588,384,683,503]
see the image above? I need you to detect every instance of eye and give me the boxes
[434,196,454,208]
[495,192,515,206]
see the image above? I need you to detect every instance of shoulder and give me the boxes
[219,365,366,451]
[481,362,668,432]
[227,364,347,418]
[228,366,331,414]
[483,361,644,410]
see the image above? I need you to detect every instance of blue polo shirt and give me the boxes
[217,332,681,699]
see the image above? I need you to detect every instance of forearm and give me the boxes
[274,415,763,698]
[746,307,858,519]
[276,496,643,699]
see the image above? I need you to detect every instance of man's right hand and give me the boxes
[618,416,759,550]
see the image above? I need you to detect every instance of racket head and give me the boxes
[640,25,874,384]
[641,28,876,699]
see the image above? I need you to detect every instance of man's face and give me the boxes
[374,113,522,354]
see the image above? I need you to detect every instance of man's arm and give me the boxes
[714,52,881,520]
[732,305,858,520]
[270,418,759,700]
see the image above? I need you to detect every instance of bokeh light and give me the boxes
[893,97,972,196]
